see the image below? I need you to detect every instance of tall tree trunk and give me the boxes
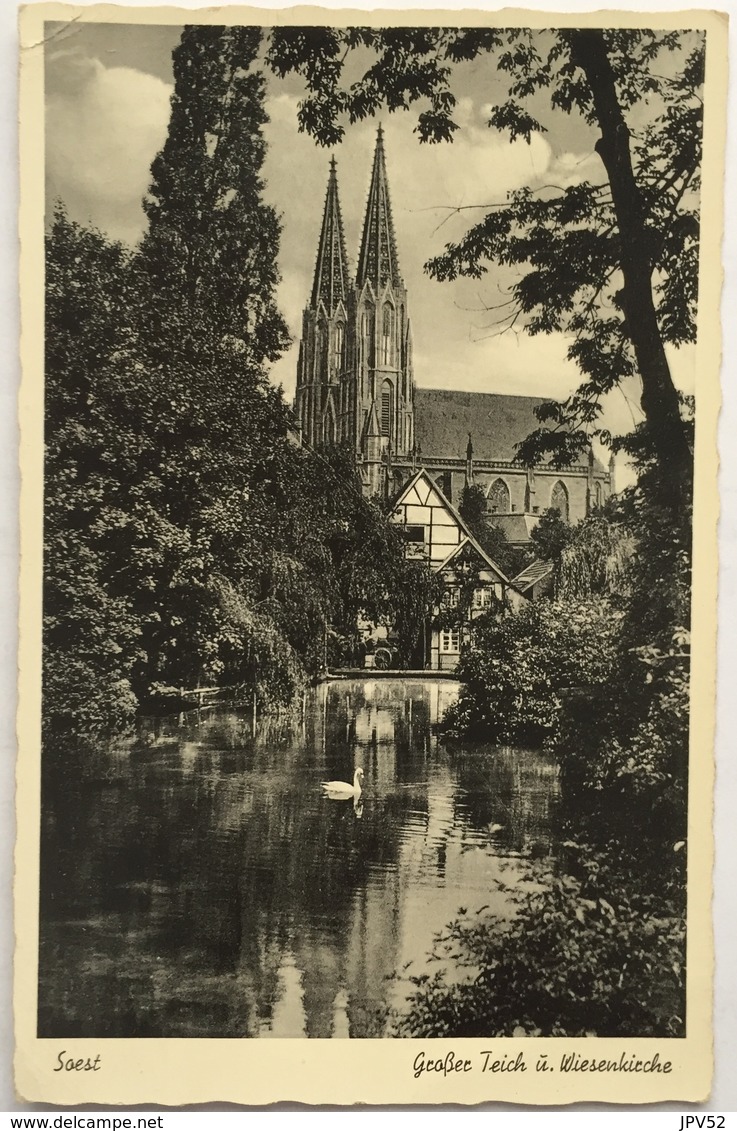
[568,30,693,509]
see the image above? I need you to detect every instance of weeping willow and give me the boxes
[557,518,635,600]
[214,576,306,706]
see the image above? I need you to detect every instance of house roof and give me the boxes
[434,535,507,583]
[512,559,554,593]
[413,387,607,473]
[390,467,519,589]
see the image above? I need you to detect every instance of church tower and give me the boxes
[295,156,350,447]
[353,126,414,486]
[296,130,415,495]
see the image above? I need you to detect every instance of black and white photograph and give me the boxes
[14,3,726,1106]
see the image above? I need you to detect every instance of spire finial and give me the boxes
[310,158,349,313]
[357,122,401,290]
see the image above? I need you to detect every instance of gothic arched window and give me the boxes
[381,379,393,438]
[315,321,327,377]
[381,302,394,365]
[323,402,337,445]
[551,480,570,522]
[363,303,375,367]
[332,322,344,373]
[595,481,603,508]
[488,478,511,514]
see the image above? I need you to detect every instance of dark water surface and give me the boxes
[39,678,559,1038]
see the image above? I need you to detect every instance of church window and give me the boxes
[440,627,460,654]
[315,322,327,377]
[382,302,394,364]
[595,481,603,508]
[363,303,375,366]
[551,480,570,522]
[333,322,344,372]
[488,478,511,514]
[399,305,405,366]
[323,403,337,444]
[381,379,393,438]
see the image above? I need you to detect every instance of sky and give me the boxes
[44,21,699,478]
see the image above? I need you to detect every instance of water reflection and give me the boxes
[39,678,559,1038]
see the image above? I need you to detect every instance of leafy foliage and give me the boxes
[458,484,529,578]
[444,598,619,745]
[529,506,573,563]
[43,210,143,739]
[556,510,635,598]
[43,29,435,743]
[396,841,685,1038]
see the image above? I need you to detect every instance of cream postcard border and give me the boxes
[15,3,727,1106]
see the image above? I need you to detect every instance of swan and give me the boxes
[321,768,364,799]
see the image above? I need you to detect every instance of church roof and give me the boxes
[414,388,551,463]
[356,126,402,292]
[310,157,350,314]
[414,387,607,473]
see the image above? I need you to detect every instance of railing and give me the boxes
[390,457,592,473]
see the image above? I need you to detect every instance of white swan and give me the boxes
[321,768,364,799]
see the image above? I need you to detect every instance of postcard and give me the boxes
[16,2,726,1105]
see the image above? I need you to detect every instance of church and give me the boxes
[294,127,614,541]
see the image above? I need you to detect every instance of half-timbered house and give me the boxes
[388,469,525,670]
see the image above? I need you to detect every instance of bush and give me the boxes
[395,843,685,1039]
[556,628,690,833]
[444,598,619,745]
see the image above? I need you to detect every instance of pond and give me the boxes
[38,678,560,1039]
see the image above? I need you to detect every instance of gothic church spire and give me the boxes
[357,125,402,291]
[311,156,349,314]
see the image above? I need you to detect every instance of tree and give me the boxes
[443,597,618,745]
[125,25,298,696]
[458,483,528,577]
[266,27,702,509]
[141,25,288,358]
[457,483,486,530]
[43,29,306,733]
[530,506,573,563]
[43,209,141,739]
[556,511,635,599]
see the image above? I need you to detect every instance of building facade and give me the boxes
[295,128,614,535]
[388,469,526,670]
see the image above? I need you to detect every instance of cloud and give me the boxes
[46,53,172,244]
[262,93,557,401]
[44,47,687,462]
[546,148,605,188]
[414,329,582,401]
